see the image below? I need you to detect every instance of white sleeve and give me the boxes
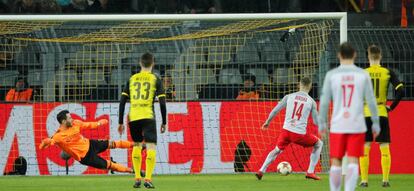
[318,72,332,131]
[265,95,288,125]
[311,101,319,127]
[364,73,380,133]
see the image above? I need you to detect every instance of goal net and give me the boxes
[0,13,345,175]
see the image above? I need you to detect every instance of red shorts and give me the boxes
[329,133,365,159]
[276,129,319,150]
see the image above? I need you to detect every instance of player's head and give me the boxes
[243,74,256,88]
[140,53,154,69]
[299,76,312,92]
[57,110,73,127]
[367,44,382,64]
[337,42,356,63]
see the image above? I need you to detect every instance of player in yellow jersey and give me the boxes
[118,53,167,189]
[359,45,404,188]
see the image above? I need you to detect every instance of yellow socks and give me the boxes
[359,145,371,183]
[132,146,143,180]
[380,144,391,182]
[145,149,156,181]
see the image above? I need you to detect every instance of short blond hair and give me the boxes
[368,45,382,60]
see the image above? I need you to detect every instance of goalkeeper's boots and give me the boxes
[144,180,155,189]
[305,173,321,180]
[255,171,263,180]
[382,181,390,188]
[133,180,141,188]
[359,182,368,188]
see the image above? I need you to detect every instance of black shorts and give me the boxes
[129,119,157,143]
[365,117,390,143]
[79,140,109,169]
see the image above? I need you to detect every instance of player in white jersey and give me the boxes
[255,77,323,180]
[318,42,380,191]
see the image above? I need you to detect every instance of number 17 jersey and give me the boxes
[282,91,318,135]
[122,71,165,122]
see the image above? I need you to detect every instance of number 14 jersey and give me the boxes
[280,91,318,135]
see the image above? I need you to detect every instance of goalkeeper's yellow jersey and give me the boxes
[364,64,403,117]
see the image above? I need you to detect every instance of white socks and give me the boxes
[307,140,323,173]
[330,166,342,191]
[330,163,359,191]
[259,147,281,172]
[345,163,359,191]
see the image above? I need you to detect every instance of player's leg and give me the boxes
[256,130,289,180]
[359,117,373,187]
[329,133,347,191]
[299,134,322,180]
[379,116,391,187]
[345,133,365,191]
[109,140,133,149]
[142,119,157,188]
[79,145,132,173]
[129,120,144,186]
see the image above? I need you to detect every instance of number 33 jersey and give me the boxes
[319,65,378,133]
[122,71,165,122]
[280,91,318,135]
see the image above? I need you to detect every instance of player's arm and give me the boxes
[262,95,287,129]
[388,69,404,111]
[364,73,380,135]
[118,81,130,135]
[318,72,332,133]
[311,101,319,127]
[77,119,108,130]
[156,76,167,133]
[39,136,56,149]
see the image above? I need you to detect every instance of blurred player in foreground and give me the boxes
[39,110,133,173]
[256,77,323,180]
[319,42,379,191]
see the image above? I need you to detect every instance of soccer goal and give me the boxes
[0,13,346,175]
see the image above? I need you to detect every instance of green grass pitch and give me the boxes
[1,174,414,191]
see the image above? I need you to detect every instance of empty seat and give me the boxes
[110,69,130,85]
[82,69,107,86]
[219,68,243,84]
[55,70,79,86]
[27,69,42,86]
[246,68,270,84]
[0,70,19,86]
[272,68,296,84]
[191,69,216,84]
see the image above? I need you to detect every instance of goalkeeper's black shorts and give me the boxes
[365,117,390,143]
[79,140,109,169]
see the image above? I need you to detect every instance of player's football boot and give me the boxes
[359,182,368,187]
[144,180,155,189]
[382,182,390,188]
[305,173,321,180]
[133,180,141,188]
[255,171,263,180]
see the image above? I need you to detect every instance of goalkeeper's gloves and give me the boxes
[97,119,108,126]
[39,138,54,149]
[386,105,392,112]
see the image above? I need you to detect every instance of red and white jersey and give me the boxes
[265,91,318,135]
[319,64,379,133]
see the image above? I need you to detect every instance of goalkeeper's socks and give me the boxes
[380,144,391,182]
[107,160,132,173]
[329,166,342,191]
[132,146,143,179]
[345,163,359,191]
[145,149,157,181]
[359,145,371,183]
[112,140,133,149]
